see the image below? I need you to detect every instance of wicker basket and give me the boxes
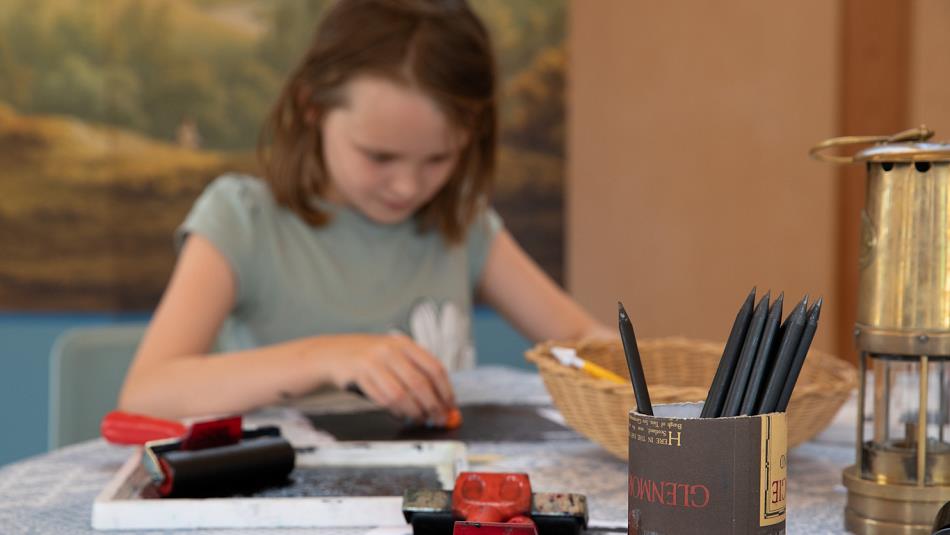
[525,337,857,460]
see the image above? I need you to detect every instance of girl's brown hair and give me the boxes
[259,0,497,244]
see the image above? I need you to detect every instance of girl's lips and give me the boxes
[381,199,414,212]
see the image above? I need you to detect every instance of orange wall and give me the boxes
[911,1,950,131]
[567,1,840,353]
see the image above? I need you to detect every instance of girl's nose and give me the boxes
[390,166,423,199]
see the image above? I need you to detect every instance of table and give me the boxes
[0,366,857,534]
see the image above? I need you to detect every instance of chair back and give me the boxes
[48,324,146,449]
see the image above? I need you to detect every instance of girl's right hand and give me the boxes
[318,333,456,424]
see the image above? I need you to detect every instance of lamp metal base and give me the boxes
[843,465,950,534]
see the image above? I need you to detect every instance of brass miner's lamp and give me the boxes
[812,127,950,534]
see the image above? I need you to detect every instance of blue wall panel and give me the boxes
[0,313,149,466]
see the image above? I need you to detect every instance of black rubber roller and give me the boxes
[159,435,295,498]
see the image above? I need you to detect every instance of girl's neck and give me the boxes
[308,193,416,230]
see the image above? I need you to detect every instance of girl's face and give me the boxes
[320,76,466,225]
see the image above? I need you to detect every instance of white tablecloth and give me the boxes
[0,366,858,534]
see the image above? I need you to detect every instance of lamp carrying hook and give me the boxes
[809,125,935,164]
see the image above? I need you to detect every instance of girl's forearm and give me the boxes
[117,337,337,419]
[555,310,614,342]
[578,319,617,341]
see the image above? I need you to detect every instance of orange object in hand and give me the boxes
[445,408,463,430]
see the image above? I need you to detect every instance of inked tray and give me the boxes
[92,440,466,530]
[307,403,581,442]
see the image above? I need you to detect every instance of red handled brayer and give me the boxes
[402,472,587,535]
[101,411,295,498]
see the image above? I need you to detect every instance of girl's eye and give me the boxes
[427,155,450,165]
[367,152,396,164]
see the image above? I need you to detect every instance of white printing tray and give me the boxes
[92,440,467,530]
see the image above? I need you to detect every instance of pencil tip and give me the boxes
[754,290,770,310]
[776,291,785,302]
[618,301,628,318]
[808,297,823,320]
[742,287,756,306]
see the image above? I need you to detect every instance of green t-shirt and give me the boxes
[176,174,503,371]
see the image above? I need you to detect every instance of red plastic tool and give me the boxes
[403,472,587,535]
[452,521,536,535]
[451,473,537,535]
[453,472,534,525]
[101,410,243,449]
[101,411,187,445]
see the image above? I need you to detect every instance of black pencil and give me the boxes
[618,301,653,416]
[721,291,770,417]
[739,292,783,415]
[756,296,807,414]
[776,297,822,412]
[701,287,756,418]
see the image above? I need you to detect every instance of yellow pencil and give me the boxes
[579,360,627,384]
[550,346,627,384]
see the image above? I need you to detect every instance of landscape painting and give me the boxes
[0,0,565,310]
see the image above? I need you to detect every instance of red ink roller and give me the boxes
[101,411,295,498]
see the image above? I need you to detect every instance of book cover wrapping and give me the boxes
[628,403,786,535]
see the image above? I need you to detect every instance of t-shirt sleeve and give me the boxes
[466,206,504,289]
[174,175,262,309]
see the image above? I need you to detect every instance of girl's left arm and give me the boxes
[476,230,614,342]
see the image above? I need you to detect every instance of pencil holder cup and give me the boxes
[628,403,787,535]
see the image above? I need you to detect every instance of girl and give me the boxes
[118,0,610,426]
